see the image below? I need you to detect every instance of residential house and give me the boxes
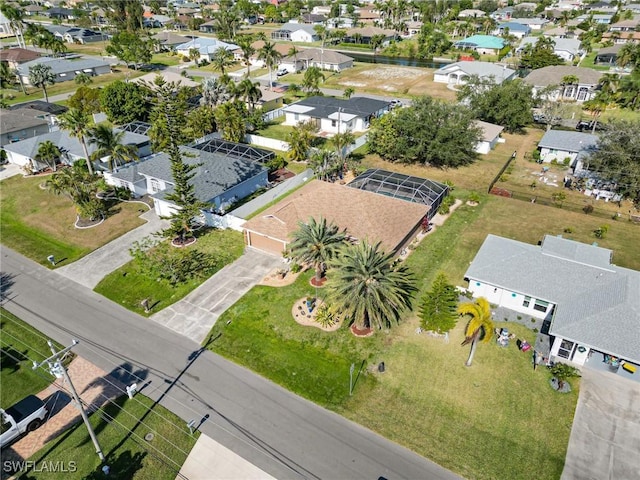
[152,32,189,52]
[490,7,515,21]
[0,109,50,147]
[453,35,505,55]
[523,66,603,102]
[283,96,390,134]
[607,17,640,33]
[23,4,44,16]
[199,20,217,34]
[356,5,381,24]
[433,61,516,85]
[0,48,40,69]
[0,10,15,38]
[232,41,290,68]
[518,36,582,62]
[175,37,239,62]
[584,1,618,13]
[602,31,640,44]
[602,17,640,44]
[132,71,200,89]
[3,129,151,172]
[60,28,109,44]
[405,21,423,37]
[465,234,640,379]
[44,7,75,20]
[242,179,430,256]
[9,101,67,127]
[16,57,111,85]
[279,48,353,72]
[594,44,623,65]
[458,9,486,18]
[256,86,284,112]
[574,13,613,25]
[537,129,598,170]
[494,22,531,39]
[271,23,319,43]
[105,144,269,219]
[345,27,398,45]
[300,13,327,25]
[509,18,550,31]
[143,14,173,28]
[474,120,504,154]
[626,3,640,14]
[543,26,584,39]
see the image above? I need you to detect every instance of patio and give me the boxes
[489,305,552,361]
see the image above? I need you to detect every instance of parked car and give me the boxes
[576,120,605,132]
[276,68,288,77]
[0,395,48,448]
[389,99,403,108]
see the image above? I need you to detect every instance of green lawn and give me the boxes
[0,175,146,267]
[94,229,244,315]
[0,308,62,407]
[24,394,198,480]
[205,199,582,480]
[256,123,294,141]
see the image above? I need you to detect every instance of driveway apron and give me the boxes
[56,209,168,289]
[150,249,282,343]
[561,368,640,480]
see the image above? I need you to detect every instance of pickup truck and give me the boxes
[0,395,48,448]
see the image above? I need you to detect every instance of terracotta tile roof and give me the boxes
[0,48,40,63]
[242,180,428,252]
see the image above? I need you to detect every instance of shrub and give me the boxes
[583,204,594,215]
[563,157,571,166]
[468,191,480,203]
[314,304,337,328]
[594,224,609,239]
[290,263,301,273]
[563,227,574,233]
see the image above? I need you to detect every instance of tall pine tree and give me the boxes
[418,272,459,334]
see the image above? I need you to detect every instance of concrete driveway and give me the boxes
[150,248,281,343]
[562,368,640,480]
[56,209,168,289]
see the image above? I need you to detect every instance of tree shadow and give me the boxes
[0,342,28,373]
[84,450,147,479]
[0,271,15,302]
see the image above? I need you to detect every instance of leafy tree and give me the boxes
[35,140,62,172]
[45,161,103,219]
[329,131,355,163]
[187,105,217,139]
[370,34,386,58]
[89,125,139,172]
[302,66,324,94]
[188,47,201,65]
[368,96,481,167]
[147,81,192,151]
[150,88,208,242]
[258,41,283,91]
[213,7,242,41]
[457,77,535,133]
[587,120,640,206]
[105,32,152,69]
[214,102,246,143]
[100,81,150,124]
[343,87,355,99]
[536,85,568,131]
[418,272,458,334]
[616,69,640,110]
[286,120,316,162]
[74,72,92,86]
[0,61,13,89]
[457,297,494,367]
[28,64,55,103]
[309,149,340,181]
[0,2,25,48]
[548,363,580,391]
[289,217,348,282]
[519,37,564,70]
[327,241,417,330]
[211,48,235,75]
[58,108,95,175]
[68,86,101,116]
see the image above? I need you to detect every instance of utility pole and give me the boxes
[33,340,106,462]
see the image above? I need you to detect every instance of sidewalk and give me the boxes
[2,357,125,469]
[56,209,169,289]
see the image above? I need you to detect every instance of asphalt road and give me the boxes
[1,247,460,480]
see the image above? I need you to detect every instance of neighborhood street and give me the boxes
[1,246,460,480]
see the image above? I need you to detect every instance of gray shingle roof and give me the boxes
[286,95,389,119]
[112,147,267,202]
[465,235,640,363]
[538,130,598,153]
[0,110,49,133]
[524,66,603,87]
[16,57,110,76]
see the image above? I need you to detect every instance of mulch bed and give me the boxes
[310,276,327,287]
[171,237,197,248]
[350,323,374,338]
[76,217,103,228]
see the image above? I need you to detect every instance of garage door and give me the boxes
[245,231,285,256]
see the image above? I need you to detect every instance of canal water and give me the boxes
[343,51,451,69]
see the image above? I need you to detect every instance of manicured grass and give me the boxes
[0,175,146,267]
[205,201,580,480]
[256,123,294,141]
[24,394,198,480]
[0,308,61,407]
[94,229,244,315]
[151,52,181,67]
[206,270,382,409]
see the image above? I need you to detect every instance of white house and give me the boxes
[523,66,603,102]
[283,96,390,134]
[16,57,111,85]
[433,61,516,85]
[537,130,598,168]
[270,23,319,42]
[279,48,353,73]
[473,120,504,154]
[517,37,583,63]
[175,37,239,62]
[493,22,531,39]
[105,141,271,219]
[508,17,550,31]
[465,234,639,378]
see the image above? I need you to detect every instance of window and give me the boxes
[533,299,549,313]
[523,296,531,308]
[294,113,299,121]
[557,339,574,359]
[150,178,161,193]
[331,120,337,127]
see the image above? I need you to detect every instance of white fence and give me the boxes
[262,107,285,122]
[245,134,290,152]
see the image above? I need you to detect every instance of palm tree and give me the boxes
[45,161,103,219]
[236,36,256,77]
[74,72,93,86]
[0,3,25,49]
[329,131,355,163]
[188,47,201,66]
[289,217,348,283]
[258,41,283,91]
[28,64,56,103]
[35,140,62,172]
[457,297,494,367]
[302,66,324,95]
[89,124,138,172]
[286,120,316,162]
[214,102,246,142]
[236,78,262,112]
[201,77,231,107]
[309,149,339,181]
[211,48,235,76]
[370,34,386,60]
[343,87,354,99]
[288,45,301,72]
[327,240,417,330]
[58,108,94,175]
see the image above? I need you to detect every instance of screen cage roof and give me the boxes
[347,169,449,208]
[190,137,275,163]
[120,121,152,135]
